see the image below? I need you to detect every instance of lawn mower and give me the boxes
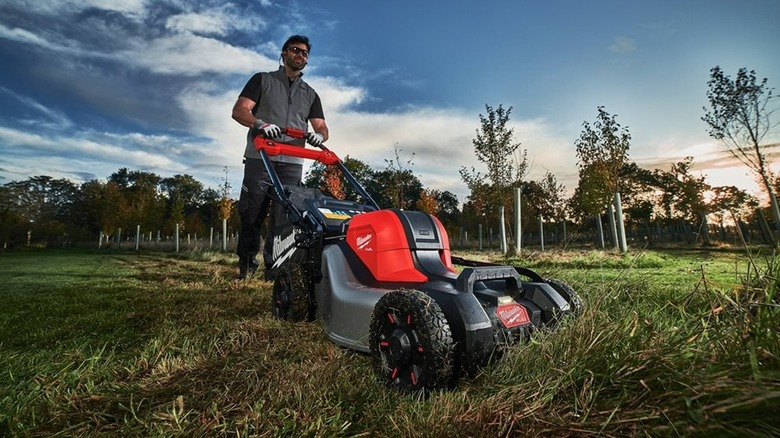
[255,129,582,391]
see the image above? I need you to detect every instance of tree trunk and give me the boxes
[756,158,780,235]
[697,211,711,246]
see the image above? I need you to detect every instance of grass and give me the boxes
[1,247,779,436]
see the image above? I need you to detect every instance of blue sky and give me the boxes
[1,0,779,203]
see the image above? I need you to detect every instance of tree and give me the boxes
[166,197,186,235]
[708,185,759,227]
[616,162,658,226]
[322,166,345,200]
[460,104,528,231]
[0,185,25,247]
[653,157,709,223]
[572,106,631,251]
[702,66,779,227]
[217,166,234,222]
[538,172,567,222]
[3,176,79,245]
[160,174,204,210]
[381,145,420,209]
[433,190,460,234]
[573,106,632,215]
[72,180,110,236]
[519,180,545,221]
[416,189,440,215]
[107,168,164,232]
[161,174,205,235]
[304,156,376,203]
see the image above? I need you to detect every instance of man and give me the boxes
[231,35,329,280]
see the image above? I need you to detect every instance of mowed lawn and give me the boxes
[1,247,778,436]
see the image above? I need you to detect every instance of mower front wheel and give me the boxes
[545,277,583,318]
[271,265,313,322]
[369,289,455,392]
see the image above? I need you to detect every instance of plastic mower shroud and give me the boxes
[257,128,582,392]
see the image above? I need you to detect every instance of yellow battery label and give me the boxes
[318,208,352,220]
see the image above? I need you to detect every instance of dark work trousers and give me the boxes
[236,158,302,268]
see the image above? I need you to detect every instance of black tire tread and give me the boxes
[369,289,455,391]
[544,277,583,317]
[271,265,312,322]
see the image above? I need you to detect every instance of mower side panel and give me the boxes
[521,282,571,323]
[315,244,386,353]
[423,287,495,368]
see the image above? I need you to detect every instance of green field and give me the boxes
[1,248,778,436]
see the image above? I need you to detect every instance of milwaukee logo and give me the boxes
[356,233,373,251]
[272,232,296,260]
[496,303,530,328]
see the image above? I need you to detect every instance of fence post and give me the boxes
[175,223,180,253]
[539,214,545,252]
[593,215,603,248]
[222,219,227,252]
[614,192,628,253]
[607,205,617,249]
[498,206,506,254]
[770,192,780,235]
[562,221,567,246]
[514,187,522,255]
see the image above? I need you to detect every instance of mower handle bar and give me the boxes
[254,128,339,165]
[254,127,380,211]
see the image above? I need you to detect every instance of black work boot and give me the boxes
[236,258,260,281]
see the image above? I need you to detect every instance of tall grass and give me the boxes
[1,248,778,436]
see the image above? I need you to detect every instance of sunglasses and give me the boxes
[287,46,309,58]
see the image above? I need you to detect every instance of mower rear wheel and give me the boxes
[545,277,583,317]
[369,289,455,392]
[271,265,312,322]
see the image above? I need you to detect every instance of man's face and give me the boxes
[283,43,308,71]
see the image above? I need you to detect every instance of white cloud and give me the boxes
[0,87,74,130]
[8,0,147,20]
[0,127,185,173]
[121,33,275,75]
[167,13,229,36]
[0,2,273,77]
[176,82,248,157]
[0,24,50,46]
[609,36,636,54]
[165,5,260,36]
[81,0,147,16]
[306,76,366,112]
